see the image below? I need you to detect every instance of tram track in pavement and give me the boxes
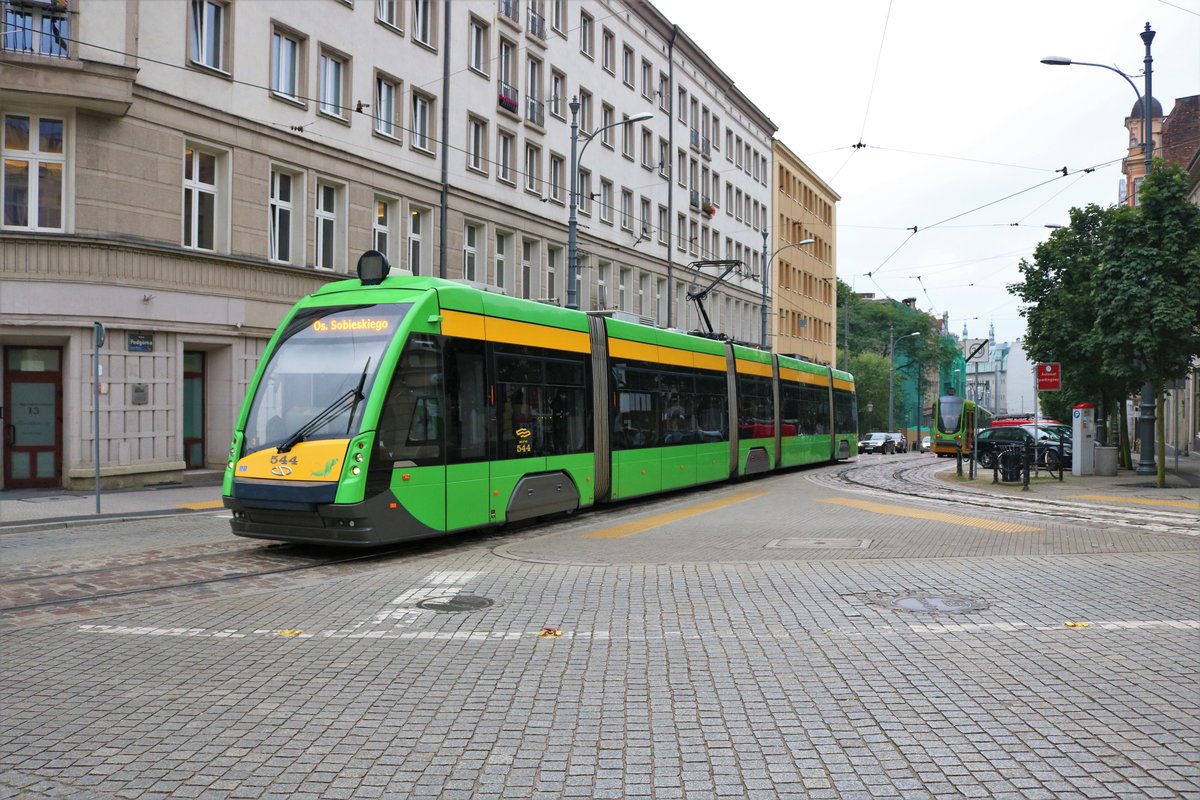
[817,456,1199,536]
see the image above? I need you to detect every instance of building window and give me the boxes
[412,92,434,152]
[640,59,652,99]
[577,168,591,215]
[375,73,401,139]
[524,143,541,194]
[578,89,592,134]
[189,0,227,72]
[640,197,651,238]
[495,231,509,289]
[622,45,634,88]
[600,104,614,148]
[521,239,535,299]
[377,0,400,29]
[467,117,487,173]
[599,179,612,224]
[622,115,634,159]
[315,179,344,270]
[2,114,65,230]
[497,130,514,184]
[270,28,302,101]
[641,127,653,170]
[373,196,398,265]
[620,189,633,231]
[183,143,220,251]
[526,56,544,126]
[549,154,564,203]
[268,166,302,263]
[658,73,669,112]
[413,0,433,46]
[551,0,564,34]
[550,70,565,119]
[579,11,593,58]
[547,246,560,302]
[601,28,615,73]
[468,17,488,74]
[464,222,479,282]
[318,49,349,119]
[3,1,70,57]
[657,205,668,244]
[408,207,426,275]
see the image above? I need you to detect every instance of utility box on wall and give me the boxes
[1072,403,1096,476]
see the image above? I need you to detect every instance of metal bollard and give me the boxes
[1058,439,1065,481]
[956,444,963,476]
[1023,440,1031,490]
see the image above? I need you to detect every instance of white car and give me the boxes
[921,435,931,452]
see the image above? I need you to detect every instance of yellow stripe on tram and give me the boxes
[583,490,767,539]
[819,497,1040,533]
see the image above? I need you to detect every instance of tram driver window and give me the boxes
[377,334,444,465]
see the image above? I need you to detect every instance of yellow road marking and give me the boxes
[818,497,1040,533]
[179,499,225,510]
[583,491,767,539]
[1067,494,1200,510]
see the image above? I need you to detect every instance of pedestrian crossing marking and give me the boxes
[819,497,1040,533]
[178,499,225,510]
[1067,494,1199,510]
[582,490,767,539]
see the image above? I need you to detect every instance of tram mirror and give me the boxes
[357,250,389,285]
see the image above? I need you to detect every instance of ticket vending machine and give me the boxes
[1072,403,1096,476]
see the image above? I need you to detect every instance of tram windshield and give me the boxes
[243,304,410,454]
[936,396,965,434]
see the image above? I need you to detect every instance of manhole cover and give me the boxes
[19,495,81,504]
[886,593,988,614]
[415,595,494,612]
[766,538,870,549]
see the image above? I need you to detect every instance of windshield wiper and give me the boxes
[277,359,371,453]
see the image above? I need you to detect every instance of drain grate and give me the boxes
[416,595,495,612]
[873,592,989,614]
[766,538,871,550]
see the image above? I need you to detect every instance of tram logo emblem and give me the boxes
[515,427,532,454]
[271,464,294,476]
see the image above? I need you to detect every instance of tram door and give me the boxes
[3,347,63,489]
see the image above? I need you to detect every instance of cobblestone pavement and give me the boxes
[1,459,1197,799]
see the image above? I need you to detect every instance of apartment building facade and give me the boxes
[0,0,781,489]
[771,140,838,364]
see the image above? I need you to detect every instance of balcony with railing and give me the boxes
[498,0,519,25]
[2,0,135,115]
[689,129,700,150]
[701,136,711,159]
[497,80,520,115]
[526,95,544,127]
[526,7,545,39]
[689,189,700,209]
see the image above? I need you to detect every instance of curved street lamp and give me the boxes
[567,100,654,310]
[758,234,816,350]
[1041,23,1157,474]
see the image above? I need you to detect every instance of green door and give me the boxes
[183,351,205,469]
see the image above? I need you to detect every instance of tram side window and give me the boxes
[444,337,488,463]
[658,368,697,445]
[495,345,591,458]
[693,372,728,442]
[377,334,444,465]
[611,362,659,450]
[780,381,800,436]
[737,374,774,438]
[833,388,856,434]
[802,384,830,435]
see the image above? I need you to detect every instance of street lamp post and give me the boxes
[567,99,653,310]
[888,323,921,431]
[759,232,815,350]
[1042,23,1156,474]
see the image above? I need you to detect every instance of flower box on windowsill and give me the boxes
[498,94,519,114]
[701,203,716,217]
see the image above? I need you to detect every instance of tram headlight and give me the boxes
[351,466,361,476]
[354,453,363,463]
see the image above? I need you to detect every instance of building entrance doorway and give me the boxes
[3,347,63,489]
[183,350,205,469]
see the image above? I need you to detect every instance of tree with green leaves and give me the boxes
[1009,203,1138,463]
[1095,162,1200,487]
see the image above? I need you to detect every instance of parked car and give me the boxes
[921,435,931,452]
[885,433,907,453]
[974,425,1072,470]
[858,432,895,455]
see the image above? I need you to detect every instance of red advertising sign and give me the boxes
[1036,362,1061,391]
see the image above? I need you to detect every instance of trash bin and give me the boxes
[1000,448,1022,482]
[1094,446,1118,476]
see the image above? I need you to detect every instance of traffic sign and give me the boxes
[1036,362,1061,391]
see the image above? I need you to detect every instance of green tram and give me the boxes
[222,254,857,546]
[931,394,991,457]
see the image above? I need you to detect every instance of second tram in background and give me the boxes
[222,252,858,546]
[931,393,991,457]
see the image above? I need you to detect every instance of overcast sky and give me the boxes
[649,0,1200,346]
